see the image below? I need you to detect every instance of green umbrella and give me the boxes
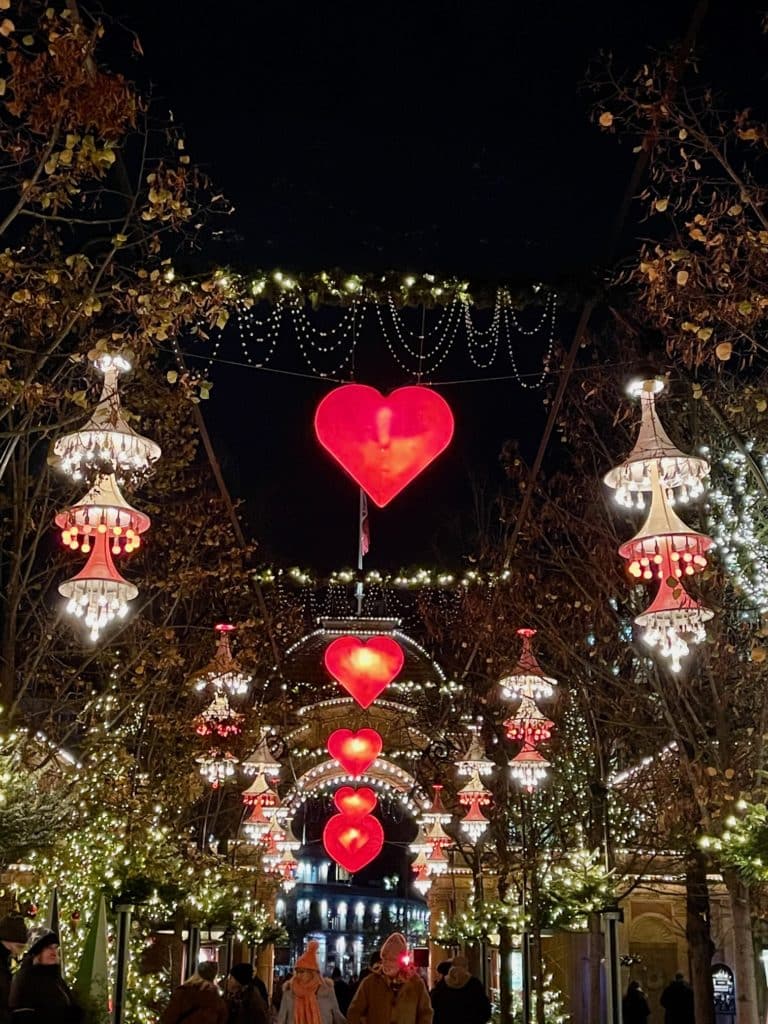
[75,894,110,1019]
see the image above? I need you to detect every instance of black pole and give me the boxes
[186,924,200,978]
[604,909,623,1024]
[521,931,531,1024]
[112,903,134,1024]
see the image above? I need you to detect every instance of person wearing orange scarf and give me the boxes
[276,940,346,1024]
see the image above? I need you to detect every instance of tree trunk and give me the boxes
[498,923,513,1024]
[723,868,759,1024]
[587,912,602,1022]
[685,850,715,1024]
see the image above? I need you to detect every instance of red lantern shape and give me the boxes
[323,813,384,873]
[58,531,138,642]
[324,635,405,708]
[314,384,455,507]
[327,728,383,776]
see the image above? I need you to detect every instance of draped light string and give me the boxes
[52,353,160,641]
[605,377,714,672]
[227,288,557,385]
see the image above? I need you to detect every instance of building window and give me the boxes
[297,899,310,924]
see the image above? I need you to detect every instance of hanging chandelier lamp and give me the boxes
[454,733,495,777]
[619,463,712,584]
[52,354,161,482]
[242,772,279,808]
[603,376,709,509]
[55,474,151,556]
[190,624,252,697]
[242,730,282,778]
[509,743,550,793]
[196,749,238,789]
[459,795,491,842]
[498,628,557,702]
[634,576,713,673]
[192,692,244,739]
[408,825,432,857]
[425,840,449,876]
[504,696,555,746]
[420,784,452,828]
[58,531,138,641]
[243,802,271,842]
[412,855,433,896]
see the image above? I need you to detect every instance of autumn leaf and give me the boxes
[676,270,689,286]
[715,342,732,360]
[0,18,14,35]
[654,197,669,212]
[598,111,614,128]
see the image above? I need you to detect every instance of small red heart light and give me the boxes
[324,635,405,708]
[327,728,383,776]
[333,785,378,818]
[314,384,455,507]
[323,813,384,872]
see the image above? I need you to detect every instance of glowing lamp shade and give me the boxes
[323,813,384,873]
[314,384,455,507]
[55,474,150,556]
[58,531,138,642]
[324,635,405,708]
[333,786,378,818]
[327,728,383,776]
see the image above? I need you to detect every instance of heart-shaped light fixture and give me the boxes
[324,635,404,709]
[314,383,454,507]
[327,728,383,776]
[323,812,384,873]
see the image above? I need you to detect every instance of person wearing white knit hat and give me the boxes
[276,940,345,1024]
[347,933,432,1024]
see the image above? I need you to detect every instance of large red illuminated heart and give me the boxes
[324,635,404,708]
[314,384,455,507]
[323,813,384,873]
[327,729,383,776]
[333,786,378,818]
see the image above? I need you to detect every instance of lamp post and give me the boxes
[112,903,134,1024]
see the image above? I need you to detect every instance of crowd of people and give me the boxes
[623,972,696,1024]
[0,911,494,1024]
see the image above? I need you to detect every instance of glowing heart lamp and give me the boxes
[314,383,455,507]
[328,729,383,776]
[324,635,404,708]
[333,786,378,817]
[323,787,383,873]
[323,813,384,873]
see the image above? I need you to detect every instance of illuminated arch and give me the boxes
[284,756,425,817]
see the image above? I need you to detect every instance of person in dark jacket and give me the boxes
[430,956,490,1024]
[226,963,269,1024]
[429,962,451,1000]
[660,973,695,1024]
[332,967,352,1015]
[161,961,227,1024]
[9,927,84,1024]
[622,980,651,1024]
[0,915,27,1024]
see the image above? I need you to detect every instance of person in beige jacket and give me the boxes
[347,934,432,1024]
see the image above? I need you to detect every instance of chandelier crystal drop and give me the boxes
[58,531,138,642]
[52,354,161,482]
[603,377,709,507]
[55,474,151,556]
[509,743,550,793]
[190,624,252,697]
[498,628,557,702]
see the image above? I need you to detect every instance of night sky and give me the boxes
[114,1,765,571]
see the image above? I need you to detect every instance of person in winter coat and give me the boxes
[660,973,694,1024]
[347,933,432,1024]
[161,961,227,1024]
[226,963,269,1024]
[332,968,352,1016]
[430,956,490,1024]
[9,927,84,1024]
[0,915,27,1024]
[622,980,651,1024]
[276,940,344,1024]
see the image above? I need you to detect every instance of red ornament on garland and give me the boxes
[327,728,383,776]
[324,635,404,708]
[314,384,455,507]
